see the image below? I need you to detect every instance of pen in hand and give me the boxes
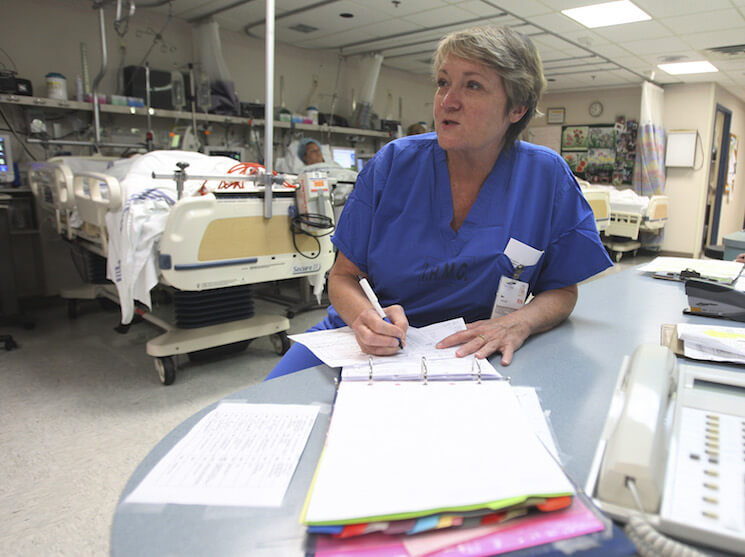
[357,274,404,350]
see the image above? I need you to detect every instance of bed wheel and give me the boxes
[614,251,623,263]
[632,249,638,258]
[67,300,79,319]
[155,356,176,386]
[271,331,291,355]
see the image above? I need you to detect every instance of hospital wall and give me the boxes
[529,83,745,259]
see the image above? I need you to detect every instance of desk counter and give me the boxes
[111,268,707,556]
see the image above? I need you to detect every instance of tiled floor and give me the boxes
[0,252,653,556]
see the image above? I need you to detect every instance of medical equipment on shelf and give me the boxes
[28,151,336,385]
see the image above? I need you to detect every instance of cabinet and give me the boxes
[0,188,46,300]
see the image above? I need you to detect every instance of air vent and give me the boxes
[705,44,745,60]
[289,23,318,33]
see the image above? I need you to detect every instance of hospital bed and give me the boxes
[577,181,611,234]
[579,181,669,262]
[28,151,336,385]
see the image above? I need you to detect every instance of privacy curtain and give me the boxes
[633,81,666,247]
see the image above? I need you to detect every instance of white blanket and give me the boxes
[588,184,650,214]
[104,151,274,324]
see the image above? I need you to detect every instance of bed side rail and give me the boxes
[73,171,122,257]
[159,195,335,291]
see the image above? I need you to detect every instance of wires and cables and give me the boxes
[290,211,335,259]
[623,478,707,557]
[0,105,37,160]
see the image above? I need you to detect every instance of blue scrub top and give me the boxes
[327,133,612,329]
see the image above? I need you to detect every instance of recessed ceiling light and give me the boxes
[562,1,651,29]
[657,61,719,75]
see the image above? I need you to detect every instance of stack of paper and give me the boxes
[290,318,503,381]
[676,323,745,364]
[301,380,574,535]
[638,257,744,284]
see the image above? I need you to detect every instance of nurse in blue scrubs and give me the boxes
[265,25,612,380]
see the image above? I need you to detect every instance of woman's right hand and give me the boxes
[736,253,745,264]
[350,305,408,356]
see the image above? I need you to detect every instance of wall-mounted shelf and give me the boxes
[0,94,393,139]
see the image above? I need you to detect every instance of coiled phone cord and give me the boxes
[624,478,708,557]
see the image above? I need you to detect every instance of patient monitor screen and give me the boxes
[0,134,13,183]
[332,147,356,170]
[204,146,246,161]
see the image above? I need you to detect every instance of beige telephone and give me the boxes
[586,344,745,555]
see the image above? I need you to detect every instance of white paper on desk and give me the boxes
[677,323,745,363]
[124,402,319,507]
[289,317,468,368]
[683,341,745,364]
[637,256,743,283]
[512,386,560,460]
[303,381,573,524]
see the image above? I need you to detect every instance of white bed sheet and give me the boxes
[589,184,650,215]
[101,150,286,324]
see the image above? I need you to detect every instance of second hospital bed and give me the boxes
[579,181,669,262]
[28,151,336,384]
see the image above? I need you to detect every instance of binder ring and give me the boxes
[368,356,374,385]
[472,358,482,384]
[420,356,428,385]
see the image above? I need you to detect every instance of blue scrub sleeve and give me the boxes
[264,314,341,380]
[330,159,382,272]
[533,165,613,292]
[264,343,324,380]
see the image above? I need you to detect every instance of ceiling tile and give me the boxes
[634,0,735,18]
[658,9,745,35]
[399,4,487,27]
[467,0,553,18]
[684,28,745,50]
[618,36,691,57]
[597,20,672,42]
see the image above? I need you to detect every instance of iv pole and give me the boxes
[262,0,275,219]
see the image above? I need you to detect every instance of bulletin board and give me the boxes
[560,118,638,185]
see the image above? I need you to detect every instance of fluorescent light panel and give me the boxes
[562,1,651,28]
[657,61,719,75]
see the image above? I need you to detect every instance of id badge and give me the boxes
[491,275,528,318]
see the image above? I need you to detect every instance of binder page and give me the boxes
[340,355,502,381]
[125,402,319,507]
[290,318,468,368]
[303,381,573,524]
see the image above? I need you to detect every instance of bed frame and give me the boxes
[29,157,335,385]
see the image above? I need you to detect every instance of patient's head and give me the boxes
[298,138,324,165]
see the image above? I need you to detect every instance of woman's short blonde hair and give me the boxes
[433,25,546,150]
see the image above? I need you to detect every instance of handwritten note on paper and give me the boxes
[124,402,319,507]
[289,317,469,368]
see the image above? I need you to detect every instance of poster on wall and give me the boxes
[561,126,589,151]
[561,119,638,184]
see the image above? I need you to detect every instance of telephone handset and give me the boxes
[595,344,677,513]
[586,344,745,555]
